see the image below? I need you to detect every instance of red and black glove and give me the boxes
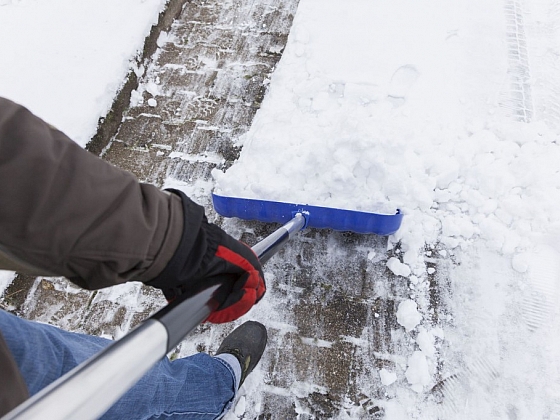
[147,190,266,324]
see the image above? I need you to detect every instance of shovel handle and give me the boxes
[3,213,306,420]
[154,212,306,352]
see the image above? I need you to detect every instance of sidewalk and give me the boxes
[1,0,448,418]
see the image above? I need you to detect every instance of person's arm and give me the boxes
[0,97,184,288]
[0,97,265,323]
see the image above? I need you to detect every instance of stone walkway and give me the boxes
[1,1,451,418]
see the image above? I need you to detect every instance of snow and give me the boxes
[0,0,168,147]
[396,300,422,333]
[415,328,436,359]
[405,351,431,393]
[387,257,412,278]
[0,271,16,298]
[233,395,246,417]
[379,368,398,386]
[213,0,560,416]
[3,0,560,417]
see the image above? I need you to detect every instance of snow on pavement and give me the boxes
[215,0,560,417]
[0,0,167,147]
[2,0,560,417]
[0,271,16,298]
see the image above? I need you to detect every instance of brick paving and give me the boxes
[1,1,450,418]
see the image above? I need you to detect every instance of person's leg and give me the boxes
[0,310,237,419]
[106,352,237,420]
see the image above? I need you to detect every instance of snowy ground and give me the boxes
[0,0,167,146]
[2,0,560,418]
[214,0,560,417]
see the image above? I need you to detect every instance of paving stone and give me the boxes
[0,0,453,417]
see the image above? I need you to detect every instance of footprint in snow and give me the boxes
[387,64,419,107]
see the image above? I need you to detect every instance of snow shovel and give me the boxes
[3,198,401,420]
[212,193,403,236]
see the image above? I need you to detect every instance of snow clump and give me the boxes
[379,368,398,386]
[396,299,422,332]
[405,351,431,393]
[387,257,411,277]
[415,327,436,358]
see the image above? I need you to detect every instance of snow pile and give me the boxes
[1,0,558,415]
[214,0,560,274]
[214,0,560,415]
[0,0,167,146]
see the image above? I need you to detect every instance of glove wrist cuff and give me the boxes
[146,189,206,291]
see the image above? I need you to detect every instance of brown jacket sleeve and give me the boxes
[0,97,184,289]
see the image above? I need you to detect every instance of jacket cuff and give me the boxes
[145,190,207,289]
[136,191,185,282]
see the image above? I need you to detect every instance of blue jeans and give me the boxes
[0,310,237,419]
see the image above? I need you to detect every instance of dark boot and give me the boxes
[216,321,267,388]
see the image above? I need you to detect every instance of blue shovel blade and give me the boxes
[212,193,403,235]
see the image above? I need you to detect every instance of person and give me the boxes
[0,96,268,419]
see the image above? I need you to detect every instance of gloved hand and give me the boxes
[147,190,266,324]
[164,222,265,323]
